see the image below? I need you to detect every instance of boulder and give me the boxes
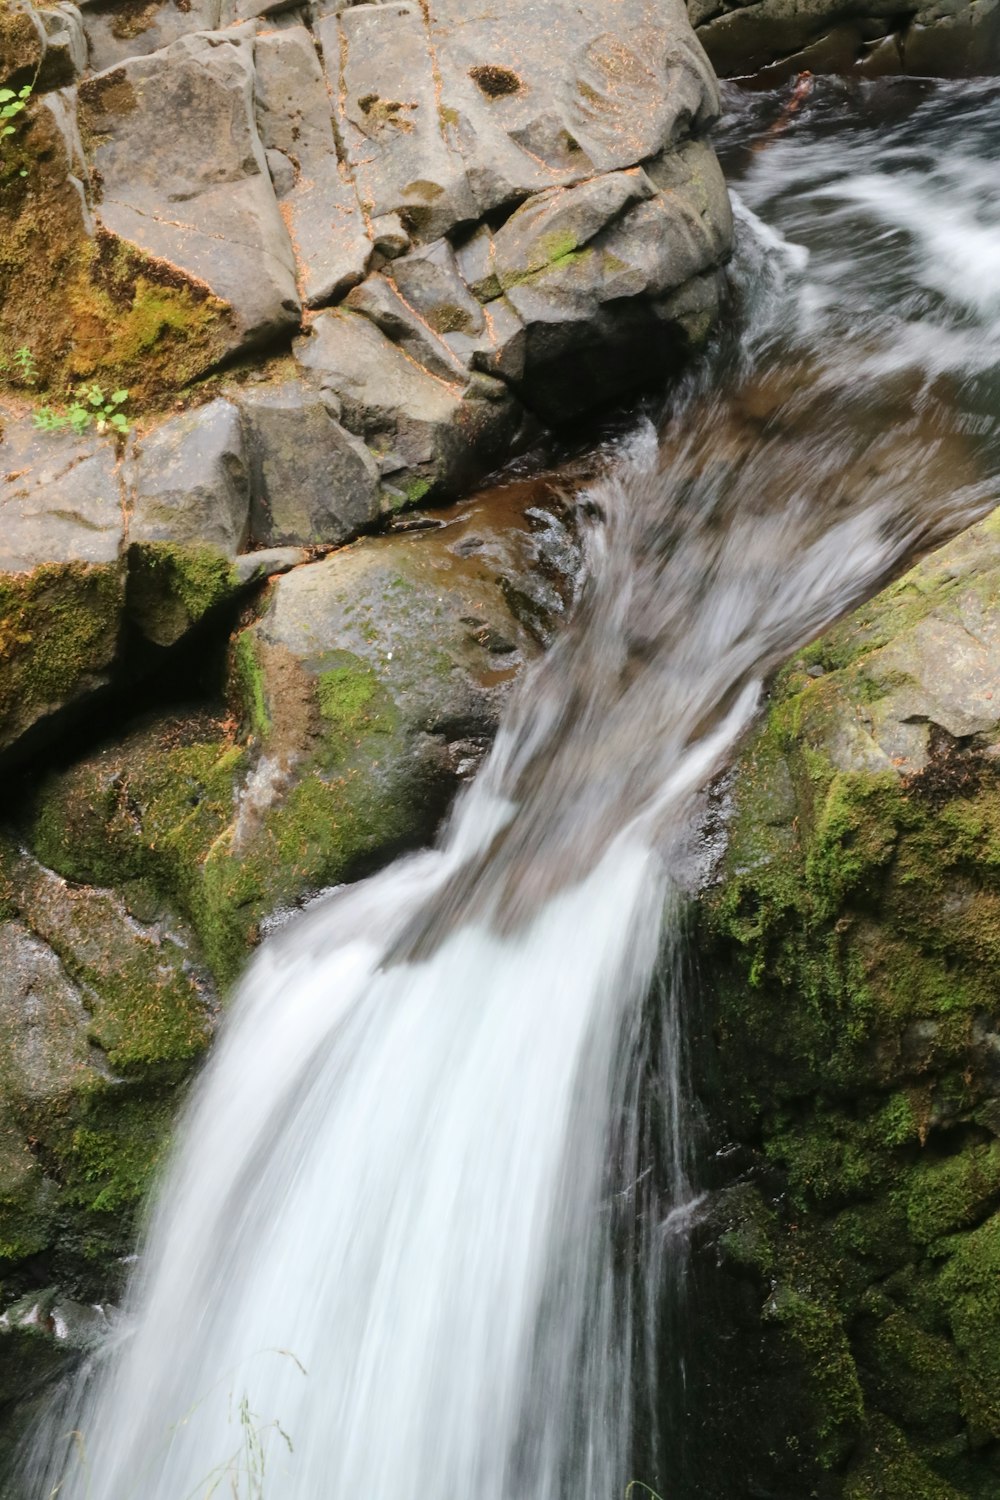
[694,504,1000,1496]
[25,472,581,989]
[238,379,382,548]
[294,308,526,503]
[78,0,223,72]
[78,30,301,353]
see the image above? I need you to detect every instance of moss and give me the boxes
[0,5,43,89]
[906,1145,1000,1250]
[936,1215,1000,1438]
[764,1286,864,1467]
[844,1416,966,1499]
[0,101,233,408]
[232,630,270,739]
[65,1095,173,1220]
[125,542,238,646]
[402,476,433,505]
[701,533,1000,1493]
[0,562,124,749]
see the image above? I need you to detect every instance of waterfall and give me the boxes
[33,78,1000,1500]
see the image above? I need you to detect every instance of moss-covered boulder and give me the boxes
[23,476,580,988]
[695,507,1000,1497]
[0,837,215,1288]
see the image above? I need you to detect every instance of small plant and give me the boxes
[0,343,37,385]
[34,385,131,437]
[0,82,32,177]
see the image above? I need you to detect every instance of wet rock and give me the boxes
[25,476,580,991]
[78,30,301,353]
[238,379,381,547]
[695,502,1000,1496]
[0,836,213,1296]
[690,0,1000,79]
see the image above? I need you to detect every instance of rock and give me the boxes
[317,4,478,242]
[238,380,381,547]
[0,416,126,757]
[78,30,301,354]
[78,0,223,73]
[0,835,214,1293]
[233,545,310,584]
[35,4,87,85]
[0,418,124,573]
[129,399,250,557]
[695,503,1000,1496]
[253,24,372,307]
[294,308,525,502]
[689,0,1000,79]
[25,473,581,990]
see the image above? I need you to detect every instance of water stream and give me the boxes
[32,76,1000,1500]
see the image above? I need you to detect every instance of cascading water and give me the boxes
[31,76,1000,1500]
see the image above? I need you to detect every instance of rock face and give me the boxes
[688,0,1000,80]
[0,0,730,760]
[694,507,1000,1497]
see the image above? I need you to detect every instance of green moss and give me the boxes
[0,102,232,407]
[0,562,124,749]
[765,1286,864,1467]
[232,630,270,739]
[937,1214,1000,1437]
[66,1096,174,1220]
[702,532,1000,1492]
[906,1145,1000,1250]
[844,1416,966,1499]
[402,476,433,505]
[125,542,238,646]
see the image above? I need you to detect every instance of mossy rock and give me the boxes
[696,506,1000,1495]
[0,93,232,409]
[0,561,124,752]
[0,836,215,1302]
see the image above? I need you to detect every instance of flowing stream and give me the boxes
[33,76,1000,1500]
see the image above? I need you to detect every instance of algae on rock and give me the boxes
[696,506,1000,1498]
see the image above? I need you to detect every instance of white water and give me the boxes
[34,78,1000,1500]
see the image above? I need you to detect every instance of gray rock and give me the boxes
[294,308,524,503]
[0,418,124,572]
[238,380,381,546]
[36,3,87,83]
[128,399,250,556]
[0,922,93,1107]
[78,29,301,353]
[789,508,1000,780]
[317,4,478,242]
[79,0,222,73]
[233,545,310,583]
[344,273,471,382]
[254,24,372,307]
[318,0,720,240]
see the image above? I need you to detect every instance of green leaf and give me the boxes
[110,413,130,433]
[17,87,31,101]
[110,389,128,405]
[0,90,15,104]
[87,385,105,406]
